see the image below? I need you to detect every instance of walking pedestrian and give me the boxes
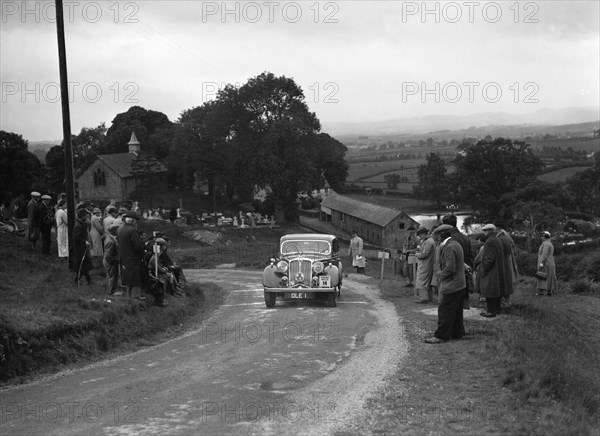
[348,230,365,274]
[495,221,518,309]
[424,224,466,344]
[537,231,557,296]
[402,227,418,288]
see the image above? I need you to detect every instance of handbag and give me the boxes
[535,268,547,280]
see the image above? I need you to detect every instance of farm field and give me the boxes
[347,159,424,181]
[529,137,599,153]
[538,166,592,182]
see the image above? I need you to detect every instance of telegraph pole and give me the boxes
[55,0,76,264]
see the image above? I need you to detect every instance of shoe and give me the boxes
[424,337,446,344]
[157,301,168,307]
[113,291,124,296]
[536,292,544,296]
[136,295,146,301]
[414,299,429,304]
[404,283,414,287]
[480,311,496,318]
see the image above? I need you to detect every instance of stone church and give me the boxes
[75,132,167,202]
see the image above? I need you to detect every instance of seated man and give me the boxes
[148,238,181,296]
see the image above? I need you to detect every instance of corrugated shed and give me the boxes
[321,195,404,227]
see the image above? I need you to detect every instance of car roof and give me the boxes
[280,233,337,243]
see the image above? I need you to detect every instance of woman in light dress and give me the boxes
[55,200,68,260]
[536,231,557,296]
[89,207,104,267]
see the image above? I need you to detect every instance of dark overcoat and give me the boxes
[478,234,505,298]
[497,230,516,296]
[71,217,92,275]
[118,223,145,287]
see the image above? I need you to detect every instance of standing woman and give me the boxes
[55,200,69,261]
[89,207,104,267]
[537,231,557,296]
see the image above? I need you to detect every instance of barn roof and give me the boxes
[321,194,413,227]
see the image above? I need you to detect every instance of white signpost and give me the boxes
[378,251,390,280]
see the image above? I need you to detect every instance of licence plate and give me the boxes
[319,276,331,287]
[290,292,310,299]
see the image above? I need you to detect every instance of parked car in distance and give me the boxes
[262,233,343,308]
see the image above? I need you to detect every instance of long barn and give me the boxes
[320,194,419,248]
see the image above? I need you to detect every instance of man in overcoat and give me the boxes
[118,211,146,299]
[478,224,505,317]
[27,191,41,249]
[414,227,435,303]
[425,224,466,344]
[495,221,517,310]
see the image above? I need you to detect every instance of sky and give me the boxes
[1,0,599,142]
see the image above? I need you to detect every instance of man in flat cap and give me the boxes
[414,227,435,303]
[118,211,146,299]
[425,224,466,344]
[39,194,54,255]
[495,221,517,310]
[442,214,473,309]
[27,191,42,249]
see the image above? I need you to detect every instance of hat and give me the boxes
[542,231,551,238]
[416,227,429,236]
[481,223,496,232]
[107,223,120,234]
[107,206,118,213]
[154,238,167,246]
[123,210,140,220]
[118,207,128,214]
[41,195,51,200]
[433,224,453,234]
[442,215,457,227]
[31,191,41,197]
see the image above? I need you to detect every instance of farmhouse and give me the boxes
[75,132,167,202]
[320,194,419,247]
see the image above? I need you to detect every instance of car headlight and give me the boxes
[313,261,324,274]
[277,260,288,273]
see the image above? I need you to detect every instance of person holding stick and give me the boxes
[72,208,92,285]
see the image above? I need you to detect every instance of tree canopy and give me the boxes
[0,131,42,203]
[452,138,544,217]
[413,152,448,208]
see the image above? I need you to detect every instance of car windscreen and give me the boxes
[281,240,331,255]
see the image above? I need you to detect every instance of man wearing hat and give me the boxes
[442,214,473,309]
[39,195,54,255]
[103,223,121,295]
[401,226,419,288]
[495,221,517,309]
[118,211,146,299]
[424,224,466,344]
[414,227,435,303]
[103,205,118,230]
[537,231,557,296]
[27,191,42,248]
[478,224,505,317]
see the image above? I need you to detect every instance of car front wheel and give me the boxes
[264,291,276,308]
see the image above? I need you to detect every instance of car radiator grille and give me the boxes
[289,259,312,285]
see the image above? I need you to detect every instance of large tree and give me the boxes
[104,106,174,159]
[452,137,543,216]
[413,152,448,208]
[0,131,42,203]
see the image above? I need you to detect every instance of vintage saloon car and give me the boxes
[262,233,343,308]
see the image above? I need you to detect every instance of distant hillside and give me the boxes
[28,140,61,162]
[324,107,599,137]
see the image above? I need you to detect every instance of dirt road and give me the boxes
[0,270,407,435]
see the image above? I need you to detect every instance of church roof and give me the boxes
[95,153,167,178]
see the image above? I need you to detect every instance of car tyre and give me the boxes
[327,292,337,307]
[264,291,276,308]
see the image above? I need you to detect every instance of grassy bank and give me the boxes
[0,227,223,385]
[367,276,600,435]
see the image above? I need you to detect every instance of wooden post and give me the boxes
[378,251,390,280]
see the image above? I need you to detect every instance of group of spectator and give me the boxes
[402,214,557,344]
[23,192,184,307]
